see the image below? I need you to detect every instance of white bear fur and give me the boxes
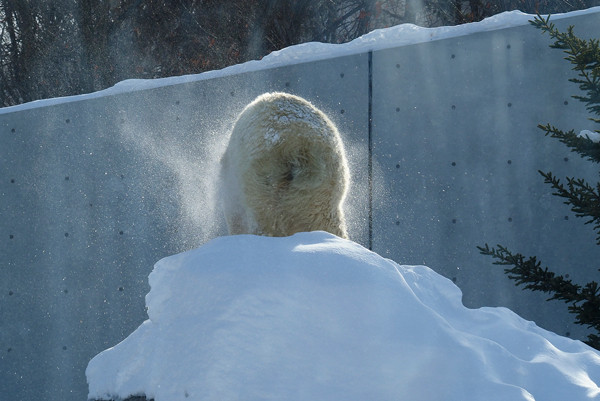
[220,92,350,238]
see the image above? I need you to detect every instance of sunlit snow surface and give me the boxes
[87,232,600,401]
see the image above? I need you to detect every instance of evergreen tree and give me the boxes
[478,14,600,349]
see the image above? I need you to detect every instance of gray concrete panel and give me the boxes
[0,54,368,401]
[371,11,600,340]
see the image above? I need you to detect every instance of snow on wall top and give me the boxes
[2,7,598,116]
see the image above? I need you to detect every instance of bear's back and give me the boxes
[221,92,350,238]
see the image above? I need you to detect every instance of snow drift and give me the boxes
[86,232,600,401]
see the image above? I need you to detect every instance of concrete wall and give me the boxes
[1,10,599,401]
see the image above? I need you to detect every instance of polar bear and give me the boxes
[220,92,350,238]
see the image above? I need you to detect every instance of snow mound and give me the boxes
[86,232,600,401]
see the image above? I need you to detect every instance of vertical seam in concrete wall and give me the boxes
[368,50,374,251]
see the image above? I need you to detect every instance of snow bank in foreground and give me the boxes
[86,232,600,401]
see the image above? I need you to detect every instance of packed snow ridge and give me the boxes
[87,232,600,401]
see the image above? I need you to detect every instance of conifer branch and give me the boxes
[479,16,600,350]
[538,170,600,244]
[477,244,600,349]
[530,14,600,118]
[537,123,600,163]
